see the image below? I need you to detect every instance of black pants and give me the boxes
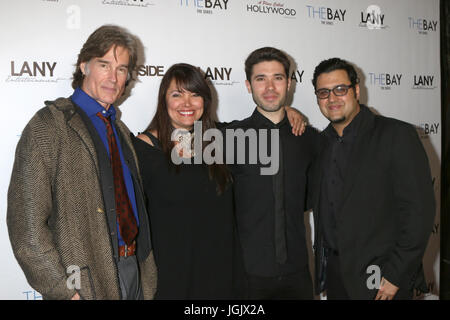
[247,266,313,300]
[325,250,350,300]
[325,251,414,300]
[117,255,143,300]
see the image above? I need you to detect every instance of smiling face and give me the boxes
[245,60,291,115]
[80,45,129,109]
[166,79,204,130]
[316,69,360,135]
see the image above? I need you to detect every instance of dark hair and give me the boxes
[312,57,359,90]
[244,47,290,82]
[72,24,138,89]
[145,63,231,194]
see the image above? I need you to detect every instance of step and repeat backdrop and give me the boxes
[0,0,441,299]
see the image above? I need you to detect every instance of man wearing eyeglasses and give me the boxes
[309,57,435,300]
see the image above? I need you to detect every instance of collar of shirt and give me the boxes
[71,87,117,120]
[70,88,140,246]
[250,107,289,129]
[324,104,364,141]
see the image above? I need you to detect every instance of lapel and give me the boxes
[313,135,329,213]
[115,120,153,258]
[311,135,329,244]
[115,120,139,179]
[50,98,100,173]
[60,100,101,174]
[339,106,376,212]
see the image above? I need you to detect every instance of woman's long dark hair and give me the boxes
[145,63,231,194]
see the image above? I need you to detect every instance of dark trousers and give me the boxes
[117,255,143,300]
[325,250,350,300]
[247,266,313,300]
[325,251,414,300]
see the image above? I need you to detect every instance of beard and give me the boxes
[329,116,346,124]
[252,92,287,113]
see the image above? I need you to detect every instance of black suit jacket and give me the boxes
[310,105,435,299]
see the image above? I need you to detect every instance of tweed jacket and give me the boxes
[7,97,157,300]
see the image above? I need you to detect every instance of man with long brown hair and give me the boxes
[7,25,157,300]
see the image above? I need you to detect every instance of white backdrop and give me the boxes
[0,0,441,299]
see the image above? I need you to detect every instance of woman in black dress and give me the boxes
[132,63,245,299]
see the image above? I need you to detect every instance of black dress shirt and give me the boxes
[223,108,319,277]
[319,107,364,251]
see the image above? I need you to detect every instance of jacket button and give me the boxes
[96,208,104,214]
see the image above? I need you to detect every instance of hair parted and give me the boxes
[312,57,359,90]
[244,47,291,82]
[145,63,231,194]
[72,24,138,89]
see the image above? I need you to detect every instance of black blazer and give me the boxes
[310,105,435,299]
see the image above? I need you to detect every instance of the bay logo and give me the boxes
[306,5,346,25]
[408,17,438,35]
[22,290,42,300]
[180,0,229,15]
[368,72,402,90]
[290,69,305,84]
[417,122,439,139]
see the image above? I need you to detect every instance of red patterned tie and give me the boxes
[97,112,138,246]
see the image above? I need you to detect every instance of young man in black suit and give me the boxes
[225,47,318,299]
[310,58,435,300]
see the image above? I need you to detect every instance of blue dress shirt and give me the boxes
[71,87,139,247]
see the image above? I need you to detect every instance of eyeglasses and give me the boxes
[315,84,354,99]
